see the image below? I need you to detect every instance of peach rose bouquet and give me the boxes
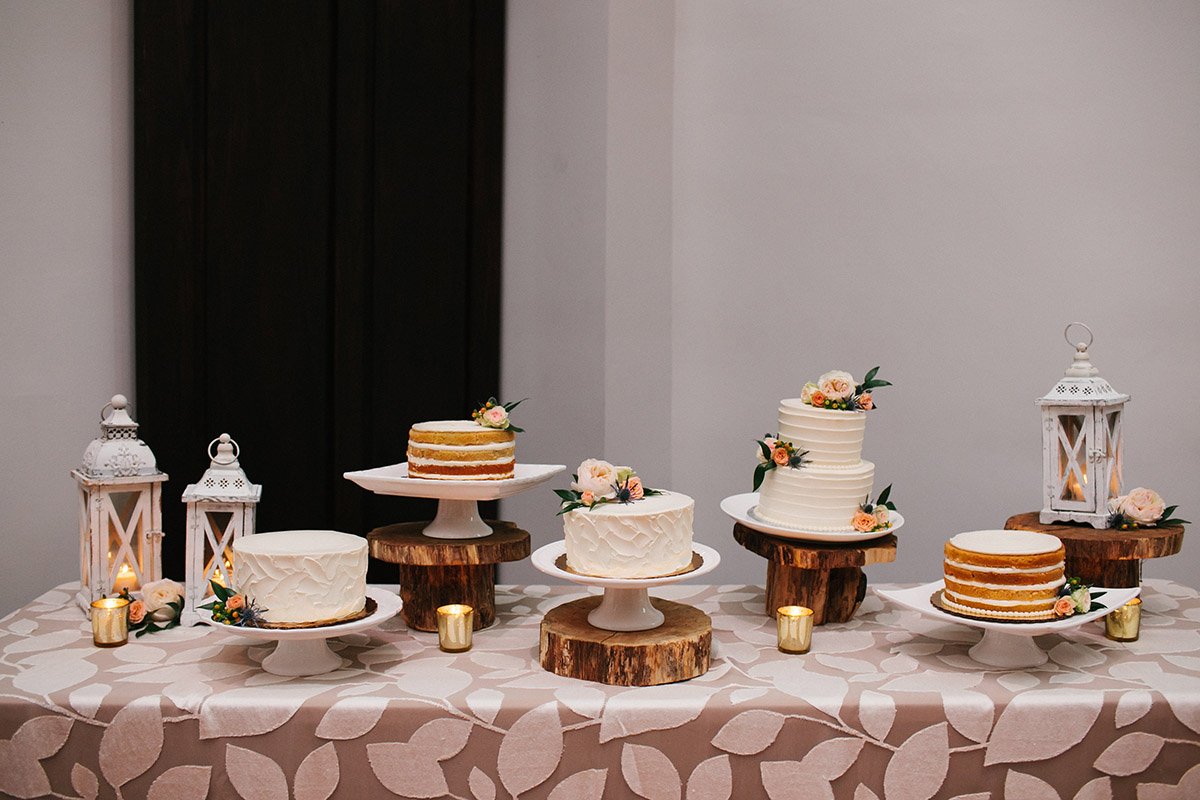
[854,484,897,533]
[472,397,526,433]
[557,460,663,514]
[1107,488,1188,530]
[753,435,810,492]
[802,366,890,411]
[116,578,184,637]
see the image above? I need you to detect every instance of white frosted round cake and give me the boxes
[756,400,875,531]
[232,530,368,625]
[562,491,695,579]
[941,530,1066,621]
[407,420,515,480]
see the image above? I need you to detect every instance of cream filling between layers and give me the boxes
[944,559,1065,574]
[944,576,1066,593]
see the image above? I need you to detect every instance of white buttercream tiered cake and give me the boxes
[232,530,368,625]
[756,400,876,531]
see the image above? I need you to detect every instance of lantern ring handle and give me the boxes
[100,397,133,421]
[1064,322,1093,351]
[208,435,240,465]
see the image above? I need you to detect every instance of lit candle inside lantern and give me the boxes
[437,604,473,652]
[1105,597,1142,642]
[777,606,814,654]
[91,597,130,647]
[113,562,138,594]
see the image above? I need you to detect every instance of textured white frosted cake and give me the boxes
[232,530,368,624]
[563,491,695,578]
[756,400,875,531]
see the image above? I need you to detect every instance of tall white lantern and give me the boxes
[71,394,168,612]
[1038,323,1129,528]
[181,433,261,625]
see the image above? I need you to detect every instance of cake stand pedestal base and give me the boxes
[968,629,1049,669]
[540,596,711,686]
[734,523,898,625]
[368,520,530,631]
[1004,512,1184,588]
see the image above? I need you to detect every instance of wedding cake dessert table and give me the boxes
[2,580,1199,799]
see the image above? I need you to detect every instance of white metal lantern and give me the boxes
[71,394,168,612]
[1038,323,1129,528]
[180,433,261,625]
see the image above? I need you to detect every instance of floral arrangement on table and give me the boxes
[752,436,811,491]
[1053,577,1107,619]
[197,579,269,627]
[1107,487,1189,530]
[555,459,663,514]
[113,579,184,637]
[853,484,898,533]
[472,397,526,433]
[800,367,891,411]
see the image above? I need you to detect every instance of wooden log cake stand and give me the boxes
[367,521,530,631]
[733,523,898,625]
[540,596,711,686]
[1004,512,1185,588]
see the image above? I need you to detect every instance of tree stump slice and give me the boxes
[540,596,711,686]
[368,521,531,631]
[734,523,897,625]
[1005,512,1185,588]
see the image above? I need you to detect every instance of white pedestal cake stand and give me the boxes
[200,587,402,676]
[344,462,565,539]
[878,581,1140,668]
[531,541,721,631]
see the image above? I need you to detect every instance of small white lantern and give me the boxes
[71,394,168,612]
[180,433,261,625]
[1038,323,1129,528]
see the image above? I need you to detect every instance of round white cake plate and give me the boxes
[720,492,903,544]
[877,581,1140,669]
[343,462,566,539]
[199,587,403,676]
[531,541,721,632]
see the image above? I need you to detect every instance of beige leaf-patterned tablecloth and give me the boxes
[2,580,1199,800]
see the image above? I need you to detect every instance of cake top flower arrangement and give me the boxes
[752,436,810,491]
[1107,488,1189,530]
[853,484,898,533]
[555,458,663,514]
[472,397,526,433]
[800,367,891,411]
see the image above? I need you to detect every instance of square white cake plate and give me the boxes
[344,462,565,538]
[878,580,1140,668]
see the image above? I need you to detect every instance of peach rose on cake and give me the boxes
[1117,487,1165,525]
[810,391,826,407]
[480,405,509,429]
[1054,596,1076,618]
[772,447,791,466]
[818,370,855,401]
[580,490,595,506]
[626,476,644,500]
[572,459,618,498]
[858,393,873,411]
[225,594,246,612]
[140,578,184,612]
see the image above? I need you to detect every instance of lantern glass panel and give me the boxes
[106,491,145,590]
[1056,414,1088,502]
[78,488,90,593]
[203,509,236,594]
[1106,410,1123,499]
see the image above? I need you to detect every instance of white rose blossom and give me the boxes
[140,578,184,613]
[572,459,618,498]
[1118,487,1166,525]
[817,370,855,401]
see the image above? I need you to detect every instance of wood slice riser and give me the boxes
[766,563,867,625]
[540,596,711,686]
[397,564,497,631]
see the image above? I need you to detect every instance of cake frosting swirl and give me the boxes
[232,530,367,625]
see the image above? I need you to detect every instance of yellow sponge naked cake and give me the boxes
[407,421,515,480]
[942,530,1066,621]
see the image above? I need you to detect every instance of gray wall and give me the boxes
[500,1,1200,588]
[2,1,1197,614]
[0,0,133,615]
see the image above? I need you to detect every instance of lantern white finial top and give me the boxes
[1037,323,1129,407]
[79,393,162,478]
[181,433,261,504]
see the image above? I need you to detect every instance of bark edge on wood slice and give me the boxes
[540,596,711,686]
[1005,512,1184,588]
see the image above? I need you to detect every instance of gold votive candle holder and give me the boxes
[777,606,814,654]
[437,604,474,652]
[91,597,130,647]
[1105,597,1142,642]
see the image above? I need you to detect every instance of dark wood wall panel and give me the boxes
[135,1,504,581]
